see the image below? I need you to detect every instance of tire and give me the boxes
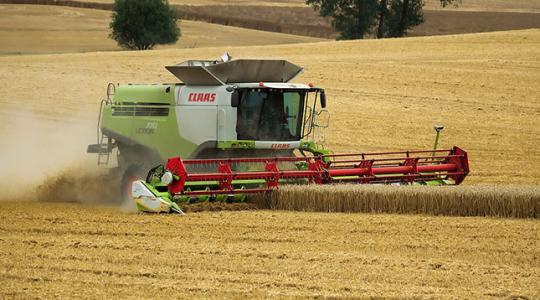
[120,164,144,201]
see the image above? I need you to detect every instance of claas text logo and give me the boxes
[188,93,216,102]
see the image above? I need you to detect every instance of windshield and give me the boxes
[236,90,305,141]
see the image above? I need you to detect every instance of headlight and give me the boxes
[161,171,173,185]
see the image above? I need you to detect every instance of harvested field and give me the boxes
[5,1,540,38]
[256,185,540,218]
[67,0,540,12]
[176,5,540,38]
[0,201,538,298]
[66,0,307,6]
[0,4,323,54]
[411,10,540,37]
[423,0,540,13]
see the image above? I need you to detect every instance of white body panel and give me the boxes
[176,106,218,145]
[175,85,238,145]
[217,106,237,142]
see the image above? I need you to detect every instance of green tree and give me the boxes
[380,0,424,38]
[376,0,389,38]
[307,0,462,39]
[110,0,180,50]
[306,0,379,39]
[440,0,461,7]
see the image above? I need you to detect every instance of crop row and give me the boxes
[253,185,540,218]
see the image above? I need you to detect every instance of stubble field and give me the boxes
[0,5,539,297]
[0,202,538,298]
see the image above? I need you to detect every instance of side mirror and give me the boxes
[231,91,240,107]
[315,110,330,128]
[320,91,327,109]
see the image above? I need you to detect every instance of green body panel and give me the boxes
[215,140,327,154]
[217,140,256,150]
[101,84,197,160]
[130,106,196,159]
[299,141,330,156]
[114,84,174,104]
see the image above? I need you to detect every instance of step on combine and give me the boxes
[88,54,469,214]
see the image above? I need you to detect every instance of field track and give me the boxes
[0,201,538,298]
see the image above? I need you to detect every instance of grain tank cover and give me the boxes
[165,59,303,85]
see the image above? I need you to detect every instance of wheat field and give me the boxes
[255,185,540,218]
[0,201,538,298]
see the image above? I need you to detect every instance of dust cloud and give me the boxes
[0,108,118,203]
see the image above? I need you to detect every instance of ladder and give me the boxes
[94,83,115,166]
[97,132,112,166]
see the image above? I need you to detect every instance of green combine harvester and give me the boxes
[88,55,469,214]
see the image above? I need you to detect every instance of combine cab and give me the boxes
[88,55,469,213]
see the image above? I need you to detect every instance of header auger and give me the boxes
[87,54,470,214]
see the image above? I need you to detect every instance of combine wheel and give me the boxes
[120,164,144,200]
